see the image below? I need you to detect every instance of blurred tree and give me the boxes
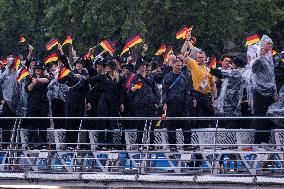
[0,0,283,59]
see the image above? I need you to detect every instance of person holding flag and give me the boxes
[88,59,121,149]
[119,61,136,129]
[58,55,89,149]
[0,57,23,148]
[183,36,217,128]
[47,44,69,130]
[128,57,160,146]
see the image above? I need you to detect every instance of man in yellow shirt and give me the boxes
[183,45,217,128]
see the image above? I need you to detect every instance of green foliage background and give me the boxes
[0,0,283,59]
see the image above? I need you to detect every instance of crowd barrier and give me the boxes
[0,117,283,186]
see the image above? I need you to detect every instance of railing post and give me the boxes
[212,119,219,174]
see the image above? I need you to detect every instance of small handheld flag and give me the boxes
[100,39,116,55]
[209,56,217,69]
[132,83,143,90]
[176,27,189,40]
[176,25,193,40]
[17,66,29,82]
[121,35,143,56]
[13,56,21,70]
[46,38,59,51]
[58,67,71,80]
[155,44,167,56]
[164,47,173,63]
[44,53,59,65]
[62,35,73,46]
[245,33,260,46]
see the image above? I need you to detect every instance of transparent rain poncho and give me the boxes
[0,58,28,116]
[245,35,276,113]
[267,85,284,127]
[216,69,245,116]
[16,81,28,117]
[47,68,68,102]
[251,35,276,96]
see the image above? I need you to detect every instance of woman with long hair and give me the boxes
[88,58,122,149]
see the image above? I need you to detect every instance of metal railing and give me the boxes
[0,116,283,185]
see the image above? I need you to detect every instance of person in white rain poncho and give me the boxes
[0,57,26,147]
[210,53,247,128]
[250,35,278,144]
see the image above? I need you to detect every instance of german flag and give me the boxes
[58,67,71,80]
[155,44,167,56]
[132,82,143,90]
[164,47,173,63]
[46,38,59,51]
[13,56,21,70]
[121,35,143,56]
[16,66,29,82]
[100,39,115,55]
[121,46,130,56]
[245,33,260,46]
[176,26,189,40]
[209,56,217,69]
[44,53,59,65]
[62,35,73,46]
[19,35,26,43]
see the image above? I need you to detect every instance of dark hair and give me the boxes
[198,50,207,57]
[221,54,233,61]
[172,57,183,64]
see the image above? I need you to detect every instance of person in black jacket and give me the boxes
[62,58,89,148]
[25,61,50,149]
[86,57,105,130]
[119,62,136,132]
[162,57,194,148]
[88,59,121,149]
[128,57,160,145]
[274,52,284,92]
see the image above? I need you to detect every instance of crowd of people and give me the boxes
[0,33,284,150]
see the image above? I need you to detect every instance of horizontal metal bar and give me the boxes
[0,116,284,120]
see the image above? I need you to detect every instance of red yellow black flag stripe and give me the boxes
[44,53,59,65]
[100,39,115,55]
[13,56,21,70]
[62,35,73,46]
[245,34,260,46]
[46,38,59,50]
[164,47,173,63]
[209,56,217,69]
[176,25,193,40]
[17,66,29,82]
[121,35,143,56]
[58,67,71,80]
[155,44,167,56]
